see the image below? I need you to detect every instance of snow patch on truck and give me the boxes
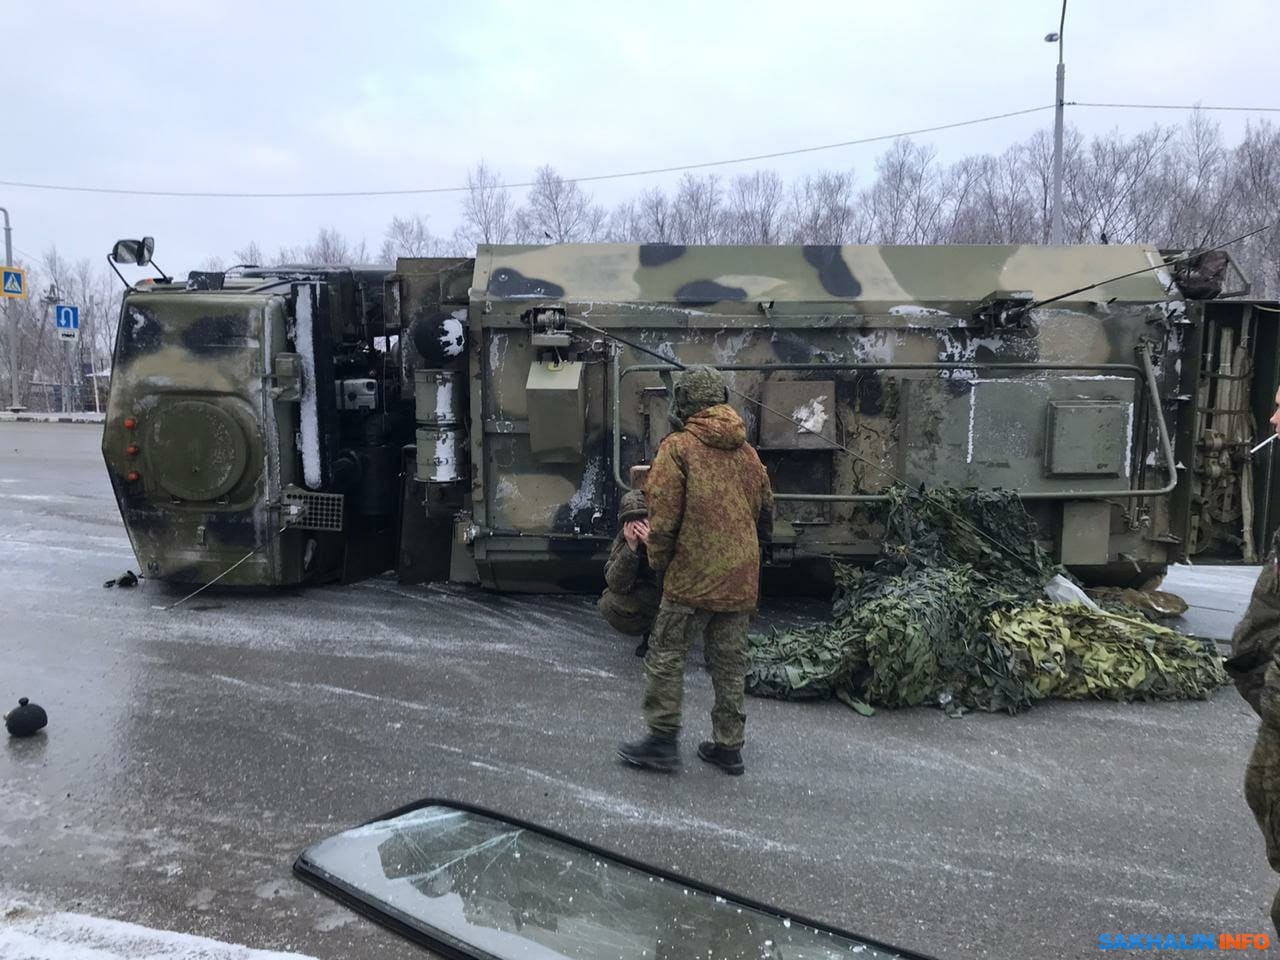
[792,397,828,436]
[441,309,466,359]
[488,332,507,373]
[846,330,896,364]
[567,458,602,512]
[889,305,948,317]
[295,288,321,488]
[712,329,752,365]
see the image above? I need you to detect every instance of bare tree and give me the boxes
[637,187,675,243]
[1227,120,1280,296]
[864,140,952,244]
[2,248,122,412]
[517,166,596,243]
[672,173,724,244]
[605,200,644,242]
[584,203,609,242]
[784,170,858,244]
[272,228,370,265]
[233,241,266,266]
[1154,111,1231,249]
[948,150,1033,244]
[725,171,785,244]
[380,214,460,262]
[454,161,514,248]
[1063,126,1173,244]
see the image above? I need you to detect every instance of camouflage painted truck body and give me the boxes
[105,244,1276,591]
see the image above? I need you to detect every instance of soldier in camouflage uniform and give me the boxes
[618,366,773,776]
[1228,386,1280,934]
[597,489,661,656]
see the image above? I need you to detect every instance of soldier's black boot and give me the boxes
[697,741,744,776]
[617,732,679,772]
[634,634,650,658]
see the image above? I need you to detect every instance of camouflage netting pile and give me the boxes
[747,487,1227,715]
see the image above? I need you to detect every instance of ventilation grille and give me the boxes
[282,489,344,532]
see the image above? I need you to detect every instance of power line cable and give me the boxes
[2,101,1273,201]
[1070,101,1280,113]
[0,105,1055,199]
[0,100,1272,204]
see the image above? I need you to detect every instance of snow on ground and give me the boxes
[0,898,317,960]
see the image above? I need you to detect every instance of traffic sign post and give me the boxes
[55,304,80,342]
[1,267,25,299]
[54,304,81,412]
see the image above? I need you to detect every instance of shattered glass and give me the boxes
[296,804,920,959]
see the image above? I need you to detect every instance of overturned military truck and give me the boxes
[102,242,1278,592]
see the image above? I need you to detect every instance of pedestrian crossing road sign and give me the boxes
[56,304,80,341]
[1,267,25,299]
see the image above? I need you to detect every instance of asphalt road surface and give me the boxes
[0,422,1272,959]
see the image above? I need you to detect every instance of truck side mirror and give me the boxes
[110,237,155,266]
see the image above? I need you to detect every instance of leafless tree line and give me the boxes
[0,249,120,411]
[272,113,1279,294]
[4,113,1277,410]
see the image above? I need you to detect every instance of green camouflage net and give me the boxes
[748,487,1227,715]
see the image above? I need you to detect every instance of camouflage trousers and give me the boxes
[643,600,750,748]
[1246,719,1280,935]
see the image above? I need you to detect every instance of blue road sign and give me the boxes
[56,304,80,341]
[1,267,25,299]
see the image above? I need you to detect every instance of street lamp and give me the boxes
[86,295,102,414]
[1,206,19,412]
[38,285,66,413]
[1047,0,1067,245]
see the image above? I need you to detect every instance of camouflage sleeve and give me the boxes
[756,454,774,545]
[1228,550,1280,718]
[645,437,686,573]
[603,534,640,594]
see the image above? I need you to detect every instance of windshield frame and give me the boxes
[292,796,937,960]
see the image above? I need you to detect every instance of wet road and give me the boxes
[0,422,1273,959]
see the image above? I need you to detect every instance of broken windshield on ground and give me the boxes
[295,803,926,960]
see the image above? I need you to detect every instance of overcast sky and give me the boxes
[4,0,1277,271]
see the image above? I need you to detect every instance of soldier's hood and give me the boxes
[683,404,747,450]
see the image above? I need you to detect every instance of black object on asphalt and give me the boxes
[103,570,139,588]
[5,698,48,737]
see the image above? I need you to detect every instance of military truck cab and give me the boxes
[102,243,410,587]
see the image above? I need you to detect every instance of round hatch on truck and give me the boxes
[148,400,249,502]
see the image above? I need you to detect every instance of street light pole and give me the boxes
[87,295,101,414]
[1048,0,1068,245]
[0,206,20,411]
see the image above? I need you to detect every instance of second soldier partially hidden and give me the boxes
[618,365,773,777]
[597,488,661,657]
